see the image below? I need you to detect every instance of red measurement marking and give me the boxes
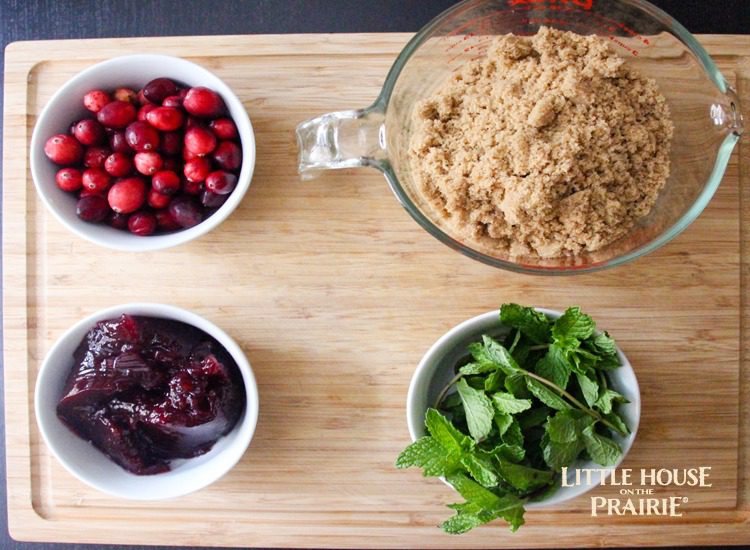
[509,0,593,10]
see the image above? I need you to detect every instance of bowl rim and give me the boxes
[29,53,256,252]
[405,307,641,509]
[34,302,260,500]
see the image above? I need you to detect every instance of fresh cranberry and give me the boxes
[55,167,83,192]
[201,190,229,208]
[44,134,84,165]
[155,209,181,231]
[151,170,181,195]
[183,157,211,183]
[82,168,111,194]
[128,211,157,236]
[133,151,163,176]
[209,118,238,140]
[212,141,242,172]
[83,146,111,169]
[182,147,199,162]
[76,194,110,222]
[107,211,130,230]
[83,90,111,113]
[160,131,182,155]
[113,87,137,104]
[143,78,180,104]
[137,103,157,122]
[169,196,203,228]
[136,89,152,106]
[104,152,133,177]
[147,188,172,209]
[125,121,160,152]
[109,131,131,154]
[146,106,184,132]
[97,100,137,129]
[183,87,225,118]
[162,95,182,108]
[184,126,216,156]
[72,119,106,146]
[205,170,237,195]
[108,177,146,214]
[183,179,203,195]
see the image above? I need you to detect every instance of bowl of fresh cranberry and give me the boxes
[34,303,259,499]
[30,54,255,251]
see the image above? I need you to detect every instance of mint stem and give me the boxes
[528,344,550,351]
[434,372,464,409]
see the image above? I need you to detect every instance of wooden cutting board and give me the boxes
[3,33,749,548]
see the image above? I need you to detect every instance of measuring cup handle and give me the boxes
[296,105,387,180]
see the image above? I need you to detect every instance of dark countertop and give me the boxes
[0,1,747,549]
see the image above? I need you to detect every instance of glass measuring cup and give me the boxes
[296,0,744,274]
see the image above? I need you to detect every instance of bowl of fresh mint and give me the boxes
[397,304,640,533]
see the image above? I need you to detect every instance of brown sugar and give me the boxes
[409,27,674,258]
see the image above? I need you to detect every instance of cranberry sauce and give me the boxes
[56,314,245,475]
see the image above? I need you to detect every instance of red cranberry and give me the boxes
[152,170,181,195]
[109,131,130,154]
[183,157,211,182]
[183,180,203,195]
[182,148,199,162]
[76,194,110,222]
[137,103,157,122]
[169,196,203,228]
[128,211,157,236]
[97,100,137,129]
[146,106,184,132]
[113,87,137,104]
[55,167,83,192]
[83,146,111,169]
[201,190,229,208]
[72,119,106,146]
[143,78,180,104]
[134,151,163,175]
[209,118,238,140]
[82,168,111,194]
[104,152,133,177]
[107,211,130,230]
[44,134,84,165]
[83,90,111,113]
[184,126,216,156]
[155,209,181,231]
[125,121,160,152]
[205,170,237,195]
[212,141,242,172]
[160,131,182,155]
[147,188,172,209]
[162,95,182,108]
[183,87,224,118]
[108,177,146,214]
[136,89,151,105]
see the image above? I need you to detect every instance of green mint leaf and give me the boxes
[441,512,485,534]
[545,410,580,443]
[494,412,513,437]
[482,335,521,376]
[446,472,506,509]
[496,458,554,492]
[504,372,530,398]
[525,378,571,411]
[604,411,630,435]
[595,354,622,371]
[441,391,462,409]
[501,505,526,532]
[595,389,628,415]
[491,392,533,414]
[459,362,496,375]
[581,424,622,466]
[507,329,522,354]
[425,408,473,454]
[535,344,571,389]
[484,370,504,392]
[488,443,526,463]
[501,418,524,448]
[444,473,526,533]
[456,379,495,442]
[395,436,458,476]
[542,433,583,471]
[467,342,498,370]
[588,331,618,356]
[461,452,499,488]
[518,406,551,430]
[552,307,596,341]
[500,303,551,344]
[576,372,600,408]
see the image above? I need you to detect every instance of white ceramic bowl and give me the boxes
[30,54,255,251]
[406,308,640,508]
[34,303,259,500]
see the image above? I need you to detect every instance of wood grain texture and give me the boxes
[2,33,749,547]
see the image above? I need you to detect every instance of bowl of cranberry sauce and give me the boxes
[35,303,259,500]
[30,54,255,251]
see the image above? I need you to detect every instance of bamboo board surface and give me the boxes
[2,33,749,547]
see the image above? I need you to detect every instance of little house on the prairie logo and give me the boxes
[509,0,594,9]
[561,466,713,517]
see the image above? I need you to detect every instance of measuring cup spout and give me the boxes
[711,87,744,137]
[296,105,388,180]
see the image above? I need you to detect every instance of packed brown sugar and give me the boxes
[409,27,674,258]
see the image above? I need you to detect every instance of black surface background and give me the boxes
[1,1,748,549]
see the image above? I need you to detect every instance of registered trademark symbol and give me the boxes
[682,497,689,503]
